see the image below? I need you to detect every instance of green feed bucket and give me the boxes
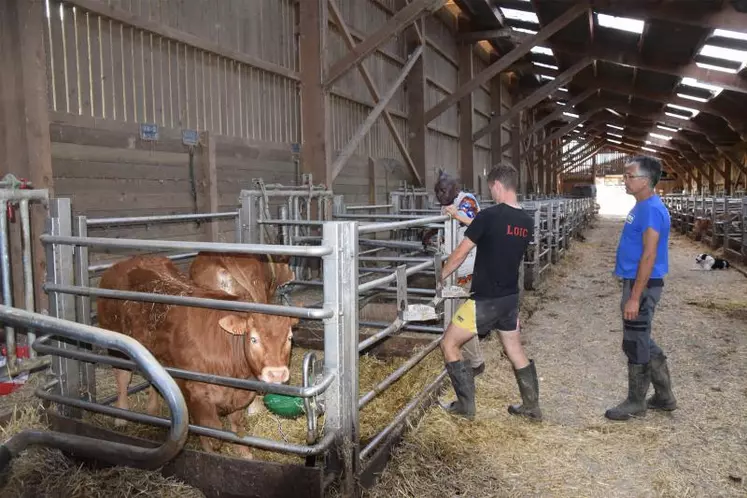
[263,393,305,419]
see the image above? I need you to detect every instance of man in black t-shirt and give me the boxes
[439,164,542,421]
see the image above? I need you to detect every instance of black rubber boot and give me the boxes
[647,354,677,411]
[442,360,476,420]
[605,363,651,421]
[472,362,485,377]
[507,360,542,421]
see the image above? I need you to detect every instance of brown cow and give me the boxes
[189,252,295,304]
[97,256,298,458]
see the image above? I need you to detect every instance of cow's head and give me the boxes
[219,312,299,384]
[434,169,459,206]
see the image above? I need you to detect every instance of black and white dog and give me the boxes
[694,253,731,271]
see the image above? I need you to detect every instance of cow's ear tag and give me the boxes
[219,315,248,335]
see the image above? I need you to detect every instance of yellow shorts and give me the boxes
[451,295,521,337]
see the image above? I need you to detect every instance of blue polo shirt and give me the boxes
[615,195,670,280]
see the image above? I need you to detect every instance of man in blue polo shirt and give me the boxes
[606,156,677,421]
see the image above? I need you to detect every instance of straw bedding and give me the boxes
[0,403,205,498]
[88,341,444,465]
[360,216,747,498]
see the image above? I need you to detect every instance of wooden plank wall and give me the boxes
[424,15,459,187]
[41,0,519,224]
[473,56,493,192]
[328,0,411,200]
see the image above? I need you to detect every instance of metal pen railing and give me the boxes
[0,305,189,471]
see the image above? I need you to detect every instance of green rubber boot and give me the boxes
[647,354,677,411]
[508,360,542,421]
[442,360,476,420]
[605,363,651,421]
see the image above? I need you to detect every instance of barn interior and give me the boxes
[0,0,746,497]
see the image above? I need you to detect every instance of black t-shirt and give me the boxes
[464,203,534,299]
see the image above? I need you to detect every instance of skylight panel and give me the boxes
[558,87,568,92]
[501,7,539,24]
[605,108,624,118]
[699,44,747,64]
[540,74,555,80]
[677,93,709,103]
[563,112,579,118]
[608,132,623,138]
[608,139,622,144]
[641,146,657,153]
[680,77,723,95]
[513,27,537,35]
[607,124,624,130]
[533,62,558,70]
[556,101,566,106]
[596,13,645,34]
[695,62,738,74]
[666,103,700,118]
[665,112,689,120]
[530,46,554,56]
[649,132,672,141]
[713,28,747,41]
[657,124,680,133]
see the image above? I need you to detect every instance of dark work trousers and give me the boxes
[620,279,664,364]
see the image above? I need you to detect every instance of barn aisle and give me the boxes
[365,216,747,498]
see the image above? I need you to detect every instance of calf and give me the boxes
[97,256,298,458]
[189,252,295,304]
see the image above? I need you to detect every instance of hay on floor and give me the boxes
[88,342,445,465]
[0,404,205,498]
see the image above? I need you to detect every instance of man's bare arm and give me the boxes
[441,238,476,282]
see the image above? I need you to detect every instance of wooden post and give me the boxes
[405,20,427,187]
[299,0,330,185]
[368,157,376,205]
[457,24,474,190]
[199,131,219,242]
[724,156,732,195]
[0,0,54,313]
[511,113,522,192]
[490,76,503,165]
[708,164,715,194]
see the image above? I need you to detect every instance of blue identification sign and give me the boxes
[140,123,159,141]
[182,129,199,146]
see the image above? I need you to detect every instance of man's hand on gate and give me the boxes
[443,205,458,218]
[623,298,640,321]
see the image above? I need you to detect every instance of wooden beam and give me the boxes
[368,157,376,204]
[534,109,601,150]
[423,2,589,124]
[560,143,604,174]
[490,77,503,164]
[583,98,747,175]
[199,131,219,242]
[327,0,421,185]
[405,20,427,186]
[511,115,522,191]
[473,57,593,142]
[299,0,330,185]
[457,28,516,43]
[500,87,598,155]
[532,69,747,140]
[550,41,747,95]
[458,29,474,189]
[0,0,54,313]
[324,0,443,88]
[329,45,424,183]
